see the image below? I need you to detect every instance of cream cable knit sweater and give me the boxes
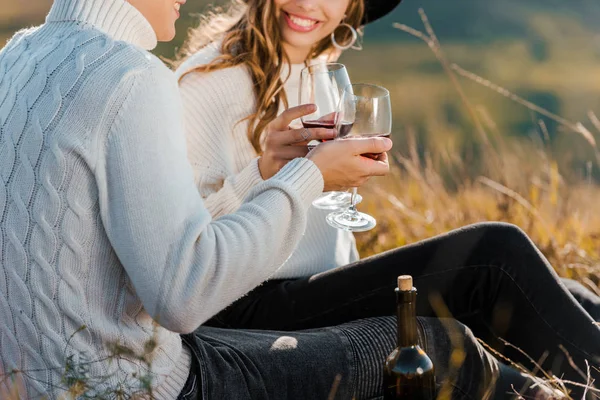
[0,0,325,398]
[176,46,359,279]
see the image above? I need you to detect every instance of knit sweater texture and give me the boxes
[176,46,359,279]
[0,0,324,398]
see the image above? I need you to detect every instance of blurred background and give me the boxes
[3,0,600,283]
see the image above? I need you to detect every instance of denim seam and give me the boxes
[180,375,197,398]
[331,326,359,400]
[477,263,598,363]
[449,264,597,364]
[183,334,210,400]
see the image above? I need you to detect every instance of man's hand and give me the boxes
[307,137,392,191]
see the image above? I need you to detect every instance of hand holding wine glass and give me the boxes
[258,104,337,180]
[307,136,392,191]
[326,83,393,232]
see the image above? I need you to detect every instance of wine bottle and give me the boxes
[383,275,436,399]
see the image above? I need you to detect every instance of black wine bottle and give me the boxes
[383,275,436,399]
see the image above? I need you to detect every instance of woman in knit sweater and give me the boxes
[177,0,600,397]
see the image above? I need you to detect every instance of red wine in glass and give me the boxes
[302,120,336,144]
[348,133,391,139]
[304,120,354,150]
[302,120,336,130]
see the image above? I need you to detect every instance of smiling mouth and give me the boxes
[174,0,186,13]
[283,12,321,32]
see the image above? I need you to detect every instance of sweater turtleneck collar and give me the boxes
[46,0,157,50]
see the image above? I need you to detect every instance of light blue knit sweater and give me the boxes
[0,0,323,398]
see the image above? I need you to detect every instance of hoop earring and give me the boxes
[331,21,361,51]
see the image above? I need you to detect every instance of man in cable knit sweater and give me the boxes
[0,0,397,398]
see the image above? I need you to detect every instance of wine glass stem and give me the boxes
[349,187,359,213]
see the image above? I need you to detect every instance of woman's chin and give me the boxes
[156,27,177,43]
[283,34,327,53]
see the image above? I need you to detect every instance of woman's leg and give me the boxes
[561,278,600,321]
[180,316,557,400]
[208,222,600,391]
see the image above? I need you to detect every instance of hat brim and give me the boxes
[362,0,403,25]
[241,0,403,27]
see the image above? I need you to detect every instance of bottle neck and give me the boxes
[396,288,418,347]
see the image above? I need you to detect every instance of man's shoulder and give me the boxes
[104,43,170,83]
[66,30,176,101]
[3,25,40,46]
[1,22,169,85]
[0,25,42,62]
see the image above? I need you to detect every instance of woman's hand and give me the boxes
[258,104,337,180]
[307,137,392,192]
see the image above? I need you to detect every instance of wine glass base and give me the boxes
[326,210,376,232]
[312,192,362,210]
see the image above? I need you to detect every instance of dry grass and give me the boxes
[357,135,600,289]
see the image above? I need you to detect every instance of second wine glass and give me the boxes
[299,63,356,210]
[326,83,392,232]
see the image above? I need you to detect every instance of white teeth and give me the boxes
[174,3,180,11]
[289,14,317,28]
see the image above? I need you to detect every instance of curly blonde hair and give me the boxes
[177,0,365,154]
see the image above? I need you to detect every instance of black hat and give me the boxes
[363,0,403,25]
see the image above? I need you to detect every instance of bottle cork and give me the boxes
[397,275,413,291]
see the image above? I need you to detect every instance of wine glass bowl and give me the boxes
[326,83,392,232]
[299,63,355,210]
[299,63,350,131]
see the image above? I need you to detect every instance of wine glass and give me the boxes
[299,63,357,210]
[326,83,392,232]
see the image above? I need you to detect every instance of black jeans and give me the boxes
[208,222,600,397]
[179,316,552,400]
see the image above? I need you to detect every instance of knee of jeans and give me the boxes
[492,223,535,248]
[474,221,526,243]
[475,222,545,267]
[460,222,531,251]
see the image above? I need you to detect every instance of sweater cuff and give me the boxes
[236,157,264,194]
[271,158,324,207]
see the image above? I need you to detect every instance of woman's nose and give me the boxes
[293,0,318,12]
